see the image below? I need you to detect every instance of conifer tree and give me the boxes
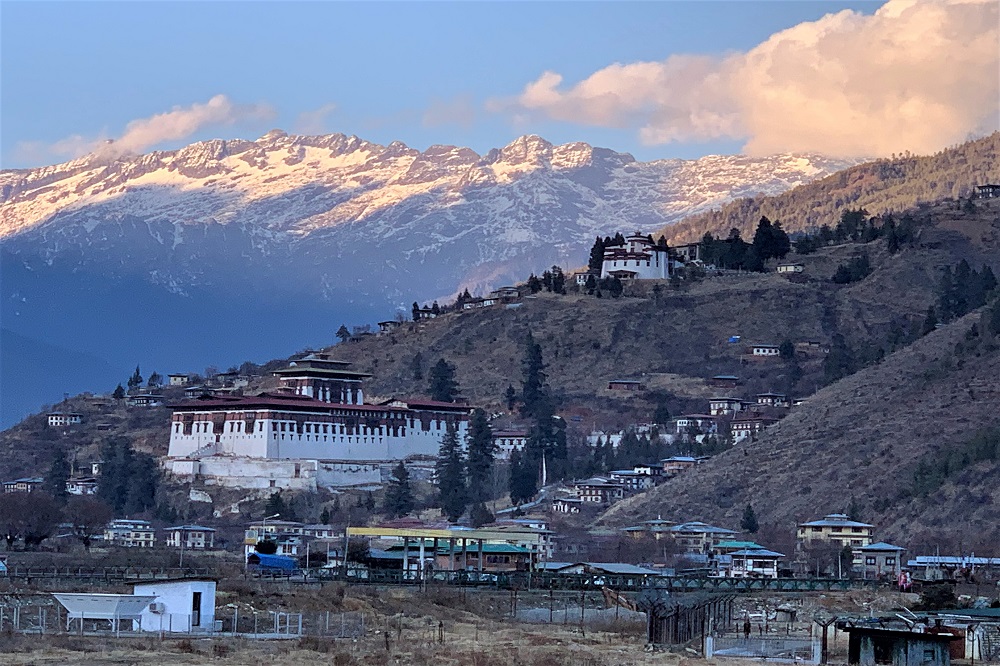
[435,425,467,522]
[469,502,494,528]
[127,365,143,390]
[336,324,351,343]
[508,449,537,506]
[383,462,414,518]
[411,302,420,322]
[428,358,459,402]
[411,352,424,381]
[44,447,70,501]
[588,237,606,274]
[112,384,126,400]
[740,504,759,534]
[504,384,517,411]
[466,409,496,504]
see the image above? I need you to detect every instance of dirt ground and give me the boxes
[0,586,918,665]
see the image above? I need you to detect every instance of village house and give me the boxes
[854,542,905,579]
[104,519,156,548]
[668,522,737,554]
[755,392,790,408]
[607,379,646,391]
[65,477,99,495]
[671,242,702,264]
[2,477,43,493]
[126,394,163,407]
[492,286,521,300]
[776,263,805,274]
[601,232,670,280]
[377,320,403,335]
[551,497,583,514]
[609,469,656,491]
[164,525,216,550]
[47,412,82,427]
[750,344,781,357]
[571,477,626,504]
[710,374,740,389]
[975,184,1000,198]
[675,414,718,436]
[493,429,529,460]
[622,518,675,540]
[709,397,743,416]
[661,455,701,476]
[730,414,779,442]
[726,548,785,579]
[168,374,191,386]
[414,307,438,320]
[572,271,595,286]
[797,513,874,563]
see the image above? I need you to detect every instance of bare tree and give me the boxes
[22,492,64,550]
[65,496,113,551]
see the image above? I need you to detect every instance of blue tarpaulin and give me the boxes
[247,552,298,571]
[728,336,741,343]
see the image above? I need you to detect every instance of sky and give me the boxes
[2,1,997,169]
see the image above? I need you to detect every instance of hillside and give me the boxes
[599,303,1000,554]
[0,132,853,427]
[2,197,997,542]
[657,132,1000,244]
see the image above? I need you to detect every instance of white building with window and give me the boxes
[601,232,670,280]
[164,354,473,490]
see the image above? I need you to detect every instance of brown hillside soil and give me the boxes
[598,307,1000,552]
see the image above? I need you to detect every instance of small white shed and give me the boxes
[133,578,217,633]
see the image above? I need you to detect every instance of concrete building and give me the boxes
[727,548,784,579]
[2,477,43,493]
[669,522,737,554]
[134,579,217,634]
[104,519,156,548]
[797,513,874,549]
[845,626,958,666]
[854,542,906,579]
[164,525,216,550]
[47,413,82,427]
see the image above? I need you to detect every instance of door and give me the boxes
[192,591,202,628]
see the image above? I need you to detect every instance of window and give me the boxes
[852,527,864,533]
[866,557,877,566]
[886,557,895,565]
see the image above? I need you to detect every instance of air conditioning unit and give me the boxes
[148,602,166,614]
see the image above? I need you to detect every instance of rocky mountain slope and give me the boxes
[0,132,854,427]
[657,132,1000,244]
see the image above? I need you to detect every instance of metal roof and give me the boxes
[670,521,737,534]
[799,513,873,528]
[857,541,905,552]
[730,549,785,558]
[53,593,157,620]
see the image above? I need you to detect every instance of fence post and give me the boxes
[705,634,714,659]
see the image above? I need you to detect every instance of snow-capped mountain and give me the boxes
[0,131,854,426]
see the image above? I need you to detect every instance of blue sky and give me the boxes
[3,1,995,168]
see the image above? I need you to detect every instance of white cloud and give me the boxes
[15,95,276,164]
[294,103,338,135]
[493,0,999,157]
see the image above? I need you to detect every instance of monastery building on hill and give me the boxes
[164,353,472,490]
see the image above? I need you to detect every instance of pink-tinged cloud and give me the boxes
[15,95,276,164]
[494,0,999,157]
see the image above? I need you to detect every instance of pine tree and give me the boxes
[411,352,424,381]
[740,504,759,533]
[466,408,496,504]
[504,384,517,411]
[436,425,467,522]
[112,384,126,400]
[653,402,671,426]
[265,491,287,518]
[383,462,414,518]
[412,302,420,322]
[44,447,70,501]
[336,324,351,343]
[588,237,606,274]
[428,358,459,402]
[127,365,143,390]
[520,334,547,417]
[469,502,494,528]
[508,449,537,506]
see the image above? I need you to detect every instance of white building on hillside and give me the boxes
[601,232,670,280]
[164,353,473,490]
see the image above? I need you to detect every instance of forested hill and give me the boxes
[658,132,1000,245]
